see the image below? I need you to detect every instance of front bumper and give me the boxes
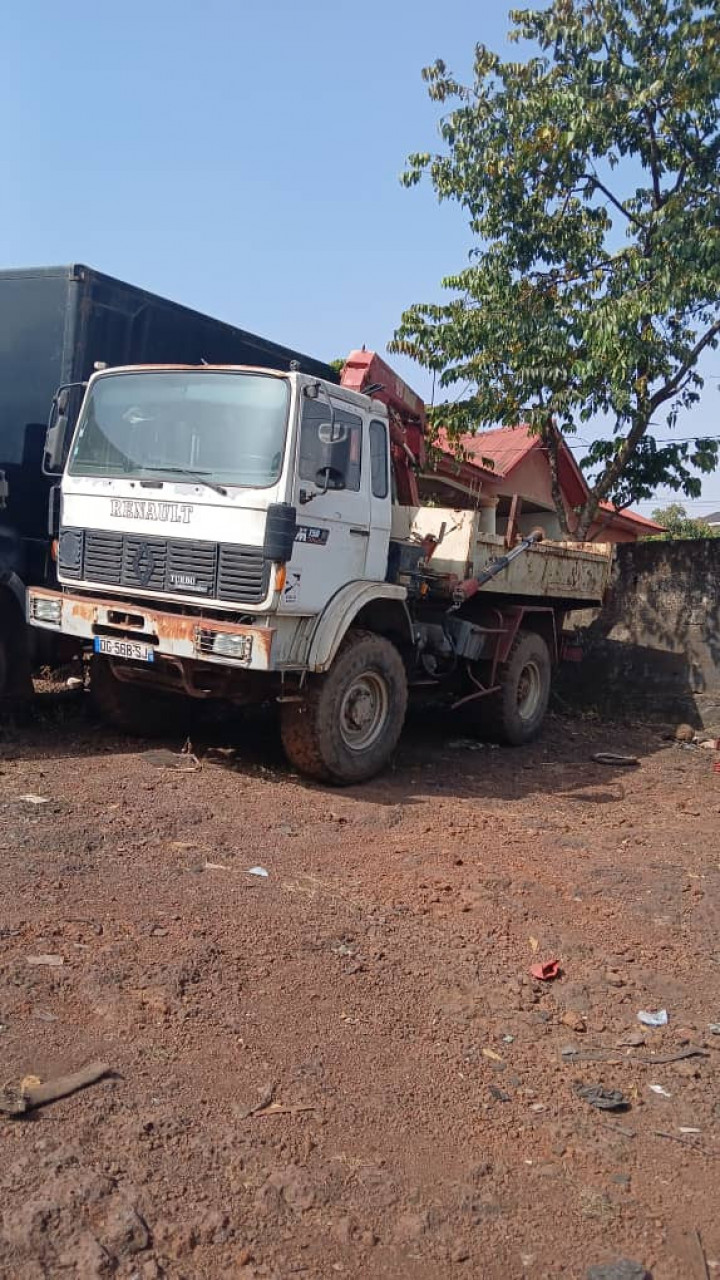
[27,588,276,672]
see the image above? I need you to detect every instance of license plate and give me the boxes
[94,637,155,663]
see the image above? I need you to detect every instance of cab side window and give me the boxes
[369,420,389,499]
[299,399,362,491]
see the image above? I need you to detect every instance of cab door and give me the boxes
[282,394,370,615]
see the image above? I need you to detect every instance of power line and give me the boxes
[565,434,720,450]
[636,499,720,508]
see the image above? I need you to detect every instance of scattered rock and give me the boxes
[561,1010,587,1033]
[592,753,639,767]
[142,749,200,771]
[586,1261,651,1280]
[674,724,695,743]
[489,1085,511,1102]
[451,1245,470,1262]
[195,1209,233,1246]
[605,968,626,988]
[616,1031,645,1048]
[99,1201,151,1258]
[577,1084,628,1112]
[393,1211,429,1243]
[58,1232,111,1277]
[256,1166,316,1215]
[332,1216,354,1246]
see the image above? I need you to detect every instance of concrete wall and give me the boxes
[560,539,720,730]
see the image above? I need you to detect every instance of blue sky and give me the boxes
[2,0,718,516]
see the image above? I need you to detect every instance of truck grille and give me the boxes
[217,545,269,604]
[84,530,124,584]
[59,528,269,604]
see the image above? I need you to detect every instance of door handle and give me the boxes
[349,528,370,537]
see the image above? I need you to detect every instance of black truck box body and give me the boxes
[0,264,337,584]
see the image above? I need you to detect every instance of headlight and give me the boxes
[31,596,62,625]
[211,632,253,662]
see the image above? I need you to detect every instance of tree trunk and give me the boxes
[540,420,572,537]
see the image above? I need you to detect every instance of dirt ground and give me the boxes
[1,693,719,1280]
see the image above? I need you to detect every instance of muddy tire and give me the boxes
[0,626,9,700]
[281,629,408,784]
[0,608,33,708]
[90,656,191,738]
[481,630,551,746]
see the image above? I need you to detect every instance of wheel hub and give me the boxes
[339,672,389,752]
[517,659,542,720]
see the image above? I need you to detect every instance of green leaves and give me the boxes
[392,0,720,536]
[649,502,719,539]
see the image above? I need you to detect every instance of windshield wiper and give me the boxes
[138,467,228,496]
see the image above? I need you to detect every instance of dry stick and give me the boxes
[562,1046,708,1066]
[238,1082,277,1120]
[636,1046,709,1065]
[1,1061,111,1116]
[256,1104,316,1118]
[692,1230,710,1280]
[691,1228,707,1280]
[597,1118,636,1138]
[652,1130,719,1160]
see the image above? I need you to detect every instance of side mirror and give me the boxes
[315,426,349,489]
[42,383,85,476]
[43,397,68,476]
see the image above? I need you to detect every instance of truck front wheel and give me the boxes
[481,630,551,745]
[281,629,408,784]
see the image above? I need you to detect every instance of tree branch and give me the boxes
[643,107,663,208]
[580,173,645,228]
[649,319,720,414]
[540,418,572,535]
[582,319,720,519]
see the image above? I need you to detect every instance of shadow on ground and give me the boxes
[0,685,679,809]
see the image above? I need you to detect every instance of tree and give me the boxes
[648,501,718,538]
[391,0,720,539]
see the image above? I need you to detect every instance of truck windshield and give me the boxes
[67,370,290,489]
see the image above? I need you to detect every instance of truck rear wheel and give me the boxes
[90,657,190,738]
[281,629,408,784]
[481,630,551,745]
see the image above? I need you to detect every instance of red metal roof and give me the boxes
[457,424,538,476]
[596,503,665,534]
[436,422,664,534]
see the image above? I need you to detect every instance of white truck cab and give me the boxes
[29,359,612,784]
[58,364,391,616]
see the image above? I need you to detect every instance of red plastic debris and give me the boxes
[714,760,720,775]
[530,959,561,981]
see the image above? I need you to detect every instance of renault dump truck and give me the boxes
[28,350,612,783]
[0,264,334,701]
